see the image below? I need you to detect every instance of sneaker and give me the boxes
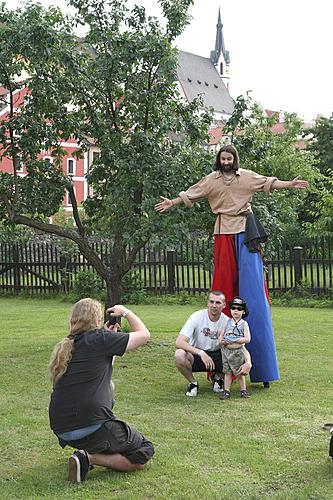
[68,449,91,483]
[219,390,231,400]
[240,390,250,398]
[213,378,223,393]
[185,382,198,397]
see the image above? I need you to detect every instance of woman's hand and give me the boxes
[107,304,128,318]
[154,196,173,213]
[104,322,120,332]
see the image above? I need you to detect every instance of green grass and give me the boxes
[0,298,332,499]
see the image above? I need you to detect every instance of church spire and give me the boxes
[210,7,230,66]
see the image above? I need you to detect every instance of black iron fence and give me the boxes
[0,238,332,296]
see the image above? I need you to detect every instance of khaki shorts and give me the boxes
[221,346,244,375]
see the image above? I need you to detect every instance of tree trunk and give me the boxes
[104,275,123,322]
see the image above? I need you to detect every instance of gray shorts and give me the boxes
[221,347,244,375]
[57,419,154,465]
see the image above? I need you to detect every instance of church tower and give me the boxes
[210,8,230,90]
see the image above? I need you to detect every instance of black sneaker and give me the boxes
[68,449,91,483]
[185,381,198,397]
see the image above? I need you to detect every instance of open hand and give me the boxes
[154,196,173,213]
[291,176,309,189]
[200,352,215,371]
[236,361,251,376]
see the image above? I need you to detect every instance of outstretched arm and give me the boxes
[272,176,309,190]
[154,196,183,213]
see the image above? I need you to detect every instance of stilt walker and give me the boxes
[155,144,309,384]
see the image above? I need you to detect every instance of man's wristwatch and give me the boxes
[122,308,130,318]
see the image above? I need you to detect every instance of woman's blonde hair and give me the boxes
[49,298,102,384]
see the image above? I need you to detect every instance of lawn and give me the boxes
[0,297,332,499]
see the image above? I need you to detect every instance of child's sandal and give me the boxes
[219,390,231,400]
[240,390,250,398]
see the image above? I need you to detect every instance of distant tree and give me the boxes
[303,115,333,235]
[0,0,212,307]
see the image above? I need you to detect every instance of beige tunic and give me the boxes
[179,168,277,234]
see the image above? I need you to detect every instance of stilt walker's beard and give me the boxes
[220,163,235,173]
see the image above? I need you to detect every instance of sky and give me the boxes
[5,0,333,121]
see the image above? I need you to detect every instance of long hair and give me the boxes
[214,144,240,172]
[49,298,102,384]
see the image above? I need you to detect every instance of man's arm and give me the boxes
[272,176,309,190]
[235,347,252,376]
[107,305,150,351]
[154,196,184,213]
[175,334,215,371]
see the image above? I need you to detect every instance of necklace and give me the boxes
[222,173,236,186]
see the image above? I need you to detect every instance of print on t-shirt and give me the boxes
[202,327,219,340]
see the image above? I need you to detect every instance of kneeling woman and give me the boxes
[49,298,154,483]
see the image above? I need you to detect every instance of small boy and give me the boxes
[219,297,251,400]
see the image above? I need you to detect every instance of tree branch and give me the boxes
[66,183,85,237]
[12,214,111,281]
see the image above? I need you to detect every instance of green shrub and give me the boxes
[73,269,105,300]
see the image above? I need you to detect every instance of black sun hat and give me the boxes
[229,296,249,318]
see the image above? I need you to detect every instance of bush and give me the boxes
[73,269,105,301]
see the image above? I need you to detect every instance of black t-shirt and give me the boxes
[49,328,129,433]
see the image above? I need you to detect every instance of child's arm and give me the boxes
[233,322,251,345]
[218,325,227,346]
[242,321,251,344]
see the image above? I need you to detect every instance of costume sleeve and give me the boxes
[179,175,210,208]
[249,171,278,195]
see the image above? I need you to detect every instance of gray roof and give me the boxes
[177,50,234,115]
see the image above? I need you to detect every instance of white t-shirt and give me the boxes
[180,309,229,351]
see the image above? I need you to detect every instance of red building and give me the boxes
[0,85,88,217]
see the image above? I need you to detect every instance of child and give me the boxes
[219,297,251,400]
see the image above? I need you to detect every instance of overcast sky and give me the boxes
[5,0,333,121]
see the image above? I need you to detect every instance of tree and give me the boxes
[303,115,333,235]
[0,0,212,307]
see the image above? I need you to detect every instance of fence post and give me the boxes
[13,243,21,295]
[59,255,70,293]
[167,250,175,294]
[293,246,303,287]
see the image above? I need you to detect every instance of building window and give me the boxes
[92,151,100,164]
[220,62,223,75]
[16,157,24,173]
[66,187,76,206]
[67,158,75,175]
